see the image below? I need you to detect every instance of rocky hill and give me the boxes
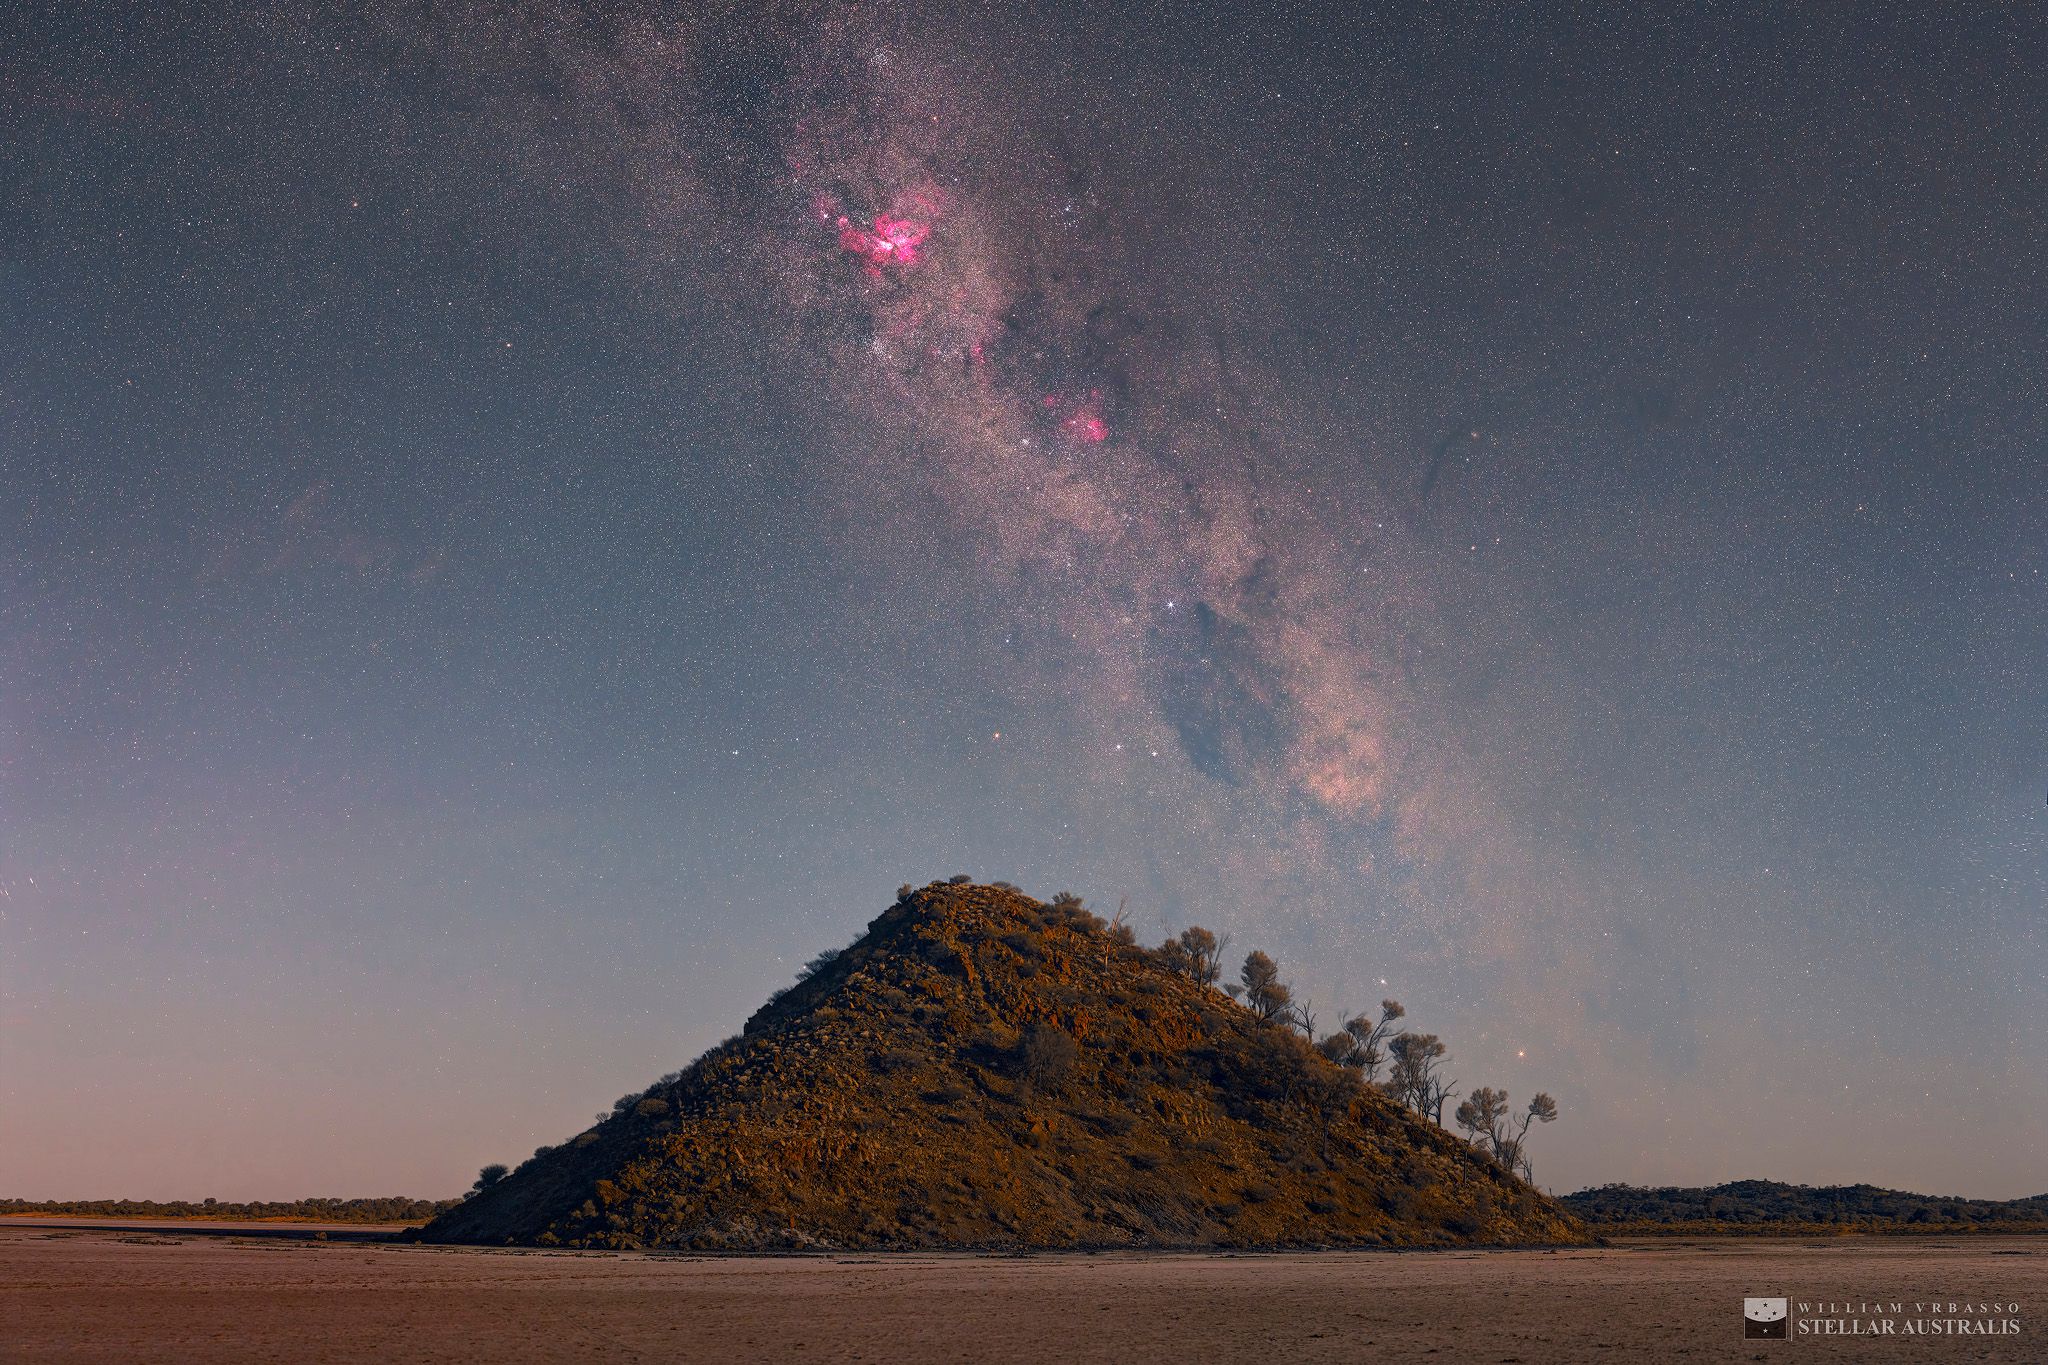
[423,881,1588,1250]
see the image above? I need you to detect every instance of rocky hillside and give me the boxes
[423,881,1588,1250]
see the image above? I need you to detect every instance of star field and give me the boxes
[1,1,2042,1200]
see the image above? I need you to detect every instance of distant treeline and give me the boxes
[1564,1180,2048,1233]
[0,1196,461,1224]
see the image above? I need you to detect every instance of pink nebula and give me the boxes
[812,187,946,275]
[1051,391,1108,443]
[1068,412,1108,443]
[833,210,931,272]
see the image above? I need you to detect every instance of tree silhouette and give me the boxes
[1455,1087,1560,1180]
[1319,999,1404,1080]
[1239,951,1293,1023]
[1454,1087,1511,1150]
[1157,926,1228,986]
[1385,1032,1455,1123]
[1180,927,1226,986]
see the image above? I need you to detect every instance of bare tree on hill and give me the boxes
[1158,926,1229,986]
[1385,1031,1456,1124]
[1455,1087,1559,1181]
[1316,999,1405,1080]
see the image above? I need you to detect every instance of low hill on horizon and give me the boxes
[423,881,1587,1251]
[1564,1180,2048,1233]
[0,1196,458,1225]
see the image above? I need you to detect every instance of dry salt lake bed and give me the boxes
[2,1220,2040,1362]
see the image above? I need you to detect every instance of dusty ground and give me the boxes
[2,1223,2039,1362]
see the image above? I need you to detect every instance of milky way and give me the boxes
[725,9,1464,857]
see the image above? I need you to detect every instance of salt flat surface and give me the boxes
[4,1224,2040,1362]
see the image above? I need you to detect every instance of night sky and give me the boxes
[4,3,2042,1202]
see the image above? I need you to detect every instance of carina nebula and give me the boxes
[4,0,2042,1201]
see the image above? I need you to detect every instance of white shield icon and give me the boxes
[1744,1298,1789,1338]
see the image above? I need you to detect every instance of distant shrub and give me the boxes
[472,1164,509,1193]
[1084,1110,1135,1136]
[1045,892,1105,933]
[1444,1193,1493,1238]
[1198,1024,1318,1113]
[948,873,973,884]
[1304,1065,1362,1118]
[1000,930,1044,959]
[1017,1023,1079,1090]
[871,1047,923,1075]
[925,942,970,977]
[634,1097,670,1118]
[795,947,841,981]
[1239,951,1293,1023]
[1157,927,1226,986]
